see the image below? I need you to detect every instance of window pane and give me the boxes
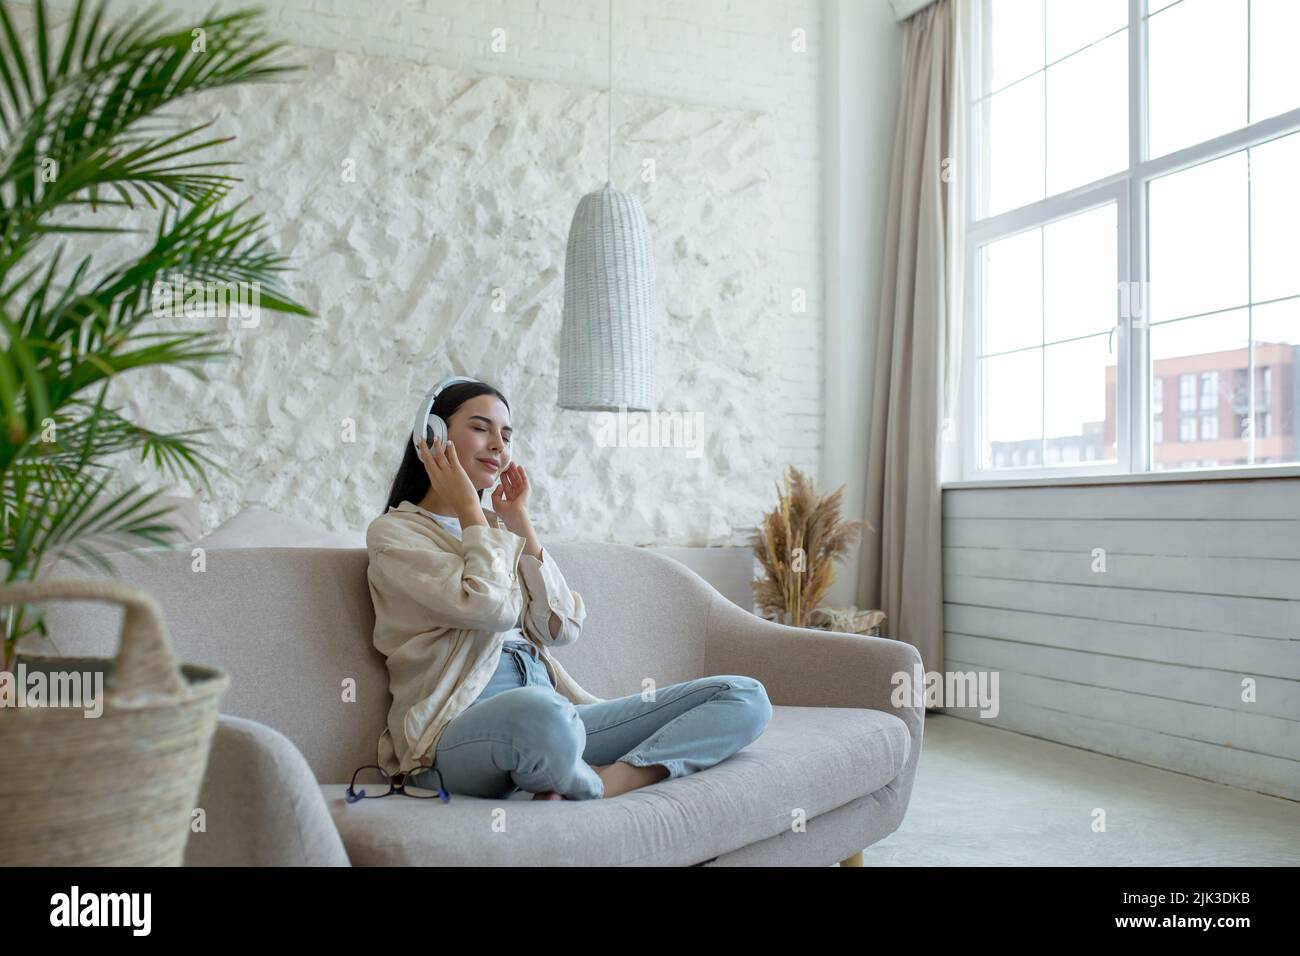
[1045,0,1126,63]
[987,0,1045,93]
[1147,0,1247,159]
[982,349,1042,469]
[1250,0,1300,124]
[1045,333,1116,464]
[1251,299,1298,463]
[1200,371,1219,409]
[1148,150,1248,323]
[1249,131,1300,304]
[1046,29,1127,195]
[1149,310,1251,469]
[1043,203,1117,343]
[982,227,1042,355]
[984,73,1045,216]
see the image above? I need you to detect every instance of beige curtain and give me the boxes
[860,0,964,680]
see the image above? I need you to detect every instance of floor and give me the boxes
[859,714,1300,866]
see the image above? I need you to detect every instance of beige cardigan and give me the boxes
[366,499,605,776]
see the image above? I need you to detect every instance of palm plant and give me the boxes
[0,0,312,671]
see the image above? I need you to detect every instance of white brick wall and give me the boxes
[19,0,826,544]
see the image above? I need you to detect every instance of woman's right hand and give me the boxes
[417,435,482,520]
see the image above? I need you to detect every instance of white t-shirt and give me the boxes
[426,510,464,540]
[428,510,529,645]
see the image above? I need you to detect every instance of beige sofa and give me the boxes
[42,541,924,866]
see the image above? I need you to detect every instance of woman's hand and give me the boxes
[418,436,481,519]
[491,462,531,532]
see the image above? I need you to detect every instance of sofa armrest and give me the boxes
[184,715,351,867]
[702,590,926,804]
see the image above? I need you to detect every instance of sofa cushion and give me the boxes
[197,506,365,549]
[146,493,205,544]
[37,491,203,579]
[321,704,910,866]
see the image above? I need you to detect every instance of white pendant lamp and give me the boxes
[557,0,657,412]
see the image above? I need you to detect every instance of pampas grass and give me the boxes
[750,465,870,628]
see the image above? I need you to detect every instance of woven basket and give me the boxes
[0,578,229,866]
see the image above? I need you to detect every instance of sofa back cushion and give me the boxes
[196,507,366,549]
[38,542,717,782]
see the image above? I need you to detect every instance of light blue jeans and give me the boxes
[410,640,772,800]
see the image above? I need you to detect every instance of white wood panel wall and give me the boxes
[940,479,1300,801]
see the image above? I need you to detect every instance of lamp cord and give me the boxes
[607,0,613,189]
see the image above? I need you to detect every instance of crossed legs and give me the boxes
[434,677,770,801]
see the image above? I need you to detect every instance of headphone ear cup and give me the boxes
[413,375,481,455]
[426,415,448,450]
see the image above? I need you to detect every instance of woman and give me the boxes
[366,378,772,801]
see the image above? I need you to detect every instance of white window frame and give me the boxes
[1200,413,1218,442]
[956,0,1300,483]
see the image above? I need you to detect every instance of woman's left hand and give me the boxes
[491,462,531,531]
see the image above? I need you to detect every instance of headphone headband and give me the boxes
[412,376,482,453]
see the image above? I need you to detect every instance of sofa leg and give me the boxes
[839,850,864,867]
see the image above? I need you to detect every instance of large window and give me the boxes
[962,0,1300,478]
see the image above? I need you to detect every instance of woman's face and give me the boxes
[446,394,512,491]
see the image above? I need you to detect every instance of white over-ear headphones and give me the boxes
[412,375,482,454]
[413,377,520,476]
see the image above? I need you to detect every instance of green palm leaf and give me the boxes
[0,0,313,669]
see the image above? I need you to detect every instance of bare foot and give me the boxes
[530,764,619,800]
[592,761,669,798]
